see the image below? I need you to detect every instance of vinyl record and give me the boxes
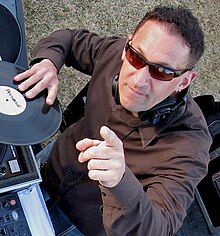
[0,61,62,145]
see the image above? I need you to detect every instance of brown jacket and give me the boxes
[32,29,212,236]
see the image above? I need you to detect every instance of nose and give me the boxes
[133,66,151,87]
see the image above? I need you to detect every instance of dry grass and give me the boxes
[23,0,220,111]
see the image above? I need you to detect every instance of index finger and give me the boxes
[14,69,32,81]
[100,126,121,147]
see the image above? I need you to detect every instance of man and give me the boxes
[14,6,212,236]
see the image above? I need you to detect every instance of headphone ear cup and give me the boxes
[138,95,186,125]
[150,109,173,125]
[139,107,173,125]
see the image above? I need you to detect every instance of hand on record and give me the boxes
[14,59,59,105]
[76,126,126,188]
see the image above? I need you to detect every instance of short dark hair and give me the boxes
[134,6,205,67]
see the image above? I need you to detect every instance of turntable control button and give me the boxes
[5,214,11,221]
[11,210,19,221]
[9,226,15,232]
[9,199,16,206]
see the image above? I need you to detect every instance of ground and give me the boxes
[23,0,220,111]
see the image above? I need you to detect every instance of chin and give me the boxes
[121,100,146,113]
[120,94,155,113]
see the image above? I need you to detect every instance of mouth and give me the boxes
[127,84,146,97]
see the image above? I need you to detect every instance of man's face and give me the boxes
[118,20,196,115]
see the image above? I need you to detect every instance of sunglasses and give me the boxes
[125,41,192,81]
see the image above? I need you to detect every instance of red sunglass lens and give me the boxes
[149,66,173,81]
[126,47,146,69]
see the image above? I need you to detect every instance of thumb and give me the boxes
[100,126,120,147]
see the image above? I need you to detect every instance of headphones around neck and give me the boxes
[112,75,187,125]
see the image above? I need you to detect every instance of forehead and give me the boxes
[132,20,190,69]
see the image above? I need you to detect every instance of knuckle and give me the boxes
[28,89,35,96]
[24,69,32,77]
[31,75,40,83]
[39,79,48,88]
[31,67,40,75]
[47,71,56,78]
[20,81,26,87]
[83,138,91,142]
[87,149,95,158]
[29,65,37,73]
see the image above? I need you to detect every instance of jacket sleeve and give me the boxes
[31,29,120,75]
[99,155,208,236]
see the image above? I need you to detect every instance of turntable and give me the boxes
[0,3,58,234]
[0,61,62,194]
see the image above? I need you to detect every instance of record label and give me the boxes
[0,86,26,115]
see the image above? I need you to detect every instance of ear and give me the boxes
[121,34,133,60]
[177,70,197,92]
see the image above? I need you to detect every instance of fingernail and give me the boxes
[46,99,53,105]
[26,91,33,97]
[18,84,25,91]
